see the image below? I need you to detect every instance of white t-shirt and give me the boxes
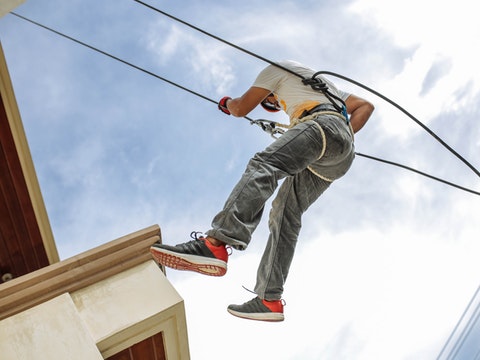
[252,60,350,121]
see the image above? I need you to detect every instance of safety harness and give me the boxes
[303,72,350,121]
[256,71,350,138]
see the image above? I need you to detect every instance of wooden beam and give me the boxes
[0,224,161,320]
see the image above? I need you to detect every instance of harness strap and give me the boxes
[302,75,347,113]
[299,104,341,118]
[290,105,354,139]
[256,104,352,138]
[290,103,348,126]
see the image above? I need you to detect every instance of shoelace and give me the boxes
[190,231,232,256]
[241,286,286,306]
[190,231,204,241]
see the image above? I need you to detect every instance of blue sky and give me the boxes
[1,0,480,359]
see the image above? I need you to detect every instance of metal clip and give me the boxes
[250,119,285,139]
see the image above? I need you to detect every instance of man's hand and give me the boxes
[218,96,232,115]
[261,93,281,112]
[218,87,271,117]
[345,94,374,133]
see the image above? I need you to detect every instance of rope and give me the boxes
[132,1,480,180]
[9,10,480,357]
[9,12,480,196]
[316,71,480,178]
[356,153,480,196]
[132,0,305,80]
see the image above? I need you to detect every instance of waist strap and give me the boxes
[299,104,341,119]
[290,103,353,138]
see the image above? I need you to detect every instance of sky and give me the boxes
[1,0,480,359]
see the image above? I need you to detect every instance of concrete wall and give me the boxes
[0,226,190,360]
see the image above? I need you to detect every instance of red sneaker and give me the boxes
[227,297,285,322]
[150,232,229,276]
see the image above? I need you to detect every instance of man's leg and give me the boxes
[254,169,331,300]
[151,120,327,276]
[206,120,327,250]
[226,115,355,320]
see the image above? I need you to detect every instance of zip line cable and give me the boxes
[9,12,480,357]
[355,153,480,196]
[9,12,279,136]
[9,12,480,196]
[132,0,480,180]
[131,0,304,81]
[315,70,480,178]
[9,13,215,106]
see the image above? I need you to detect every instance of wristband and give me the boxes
[218,96,232,115]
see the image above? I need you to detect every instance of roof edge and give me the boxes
[0,41,59,264]
[0,224,161,320]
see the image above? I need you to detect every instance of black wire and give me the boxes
[122,6,480,355]
[8,11,480,356]
[9,12,264,122]
[356,153,480,196]
[132,1,480,180]
[9,12,480,197]
[317,71,480,178]
[131,0,305,80]
[9,12,217,107]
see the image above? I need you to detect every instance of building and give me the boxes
[0,2,190,359]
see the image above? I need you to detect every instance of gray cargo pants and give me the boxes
[206,112,355,300]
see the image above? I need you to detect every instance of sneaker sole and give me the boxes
[227,308,284,322]
[150,247,227,277]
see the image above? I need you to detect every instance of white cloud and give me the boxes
[146,22,184,63]
[144,19,236,95]
[167,209,480,359]
[349,0,480,140]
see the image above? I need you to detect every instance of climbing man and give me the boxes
[150,60,374,321]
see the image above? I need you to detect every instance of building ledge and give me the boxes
[0,225,160,320]
[0,225,190,359]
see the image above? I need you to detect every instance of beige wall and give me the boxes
[0,293,104,360]
[0,261,190,359]
[0,226,190,359]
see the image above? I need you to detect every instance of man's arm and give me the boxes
[225,86,272,117]
[345,94,374,133]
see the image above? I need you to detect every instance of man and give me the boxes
[150,60,374,322]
